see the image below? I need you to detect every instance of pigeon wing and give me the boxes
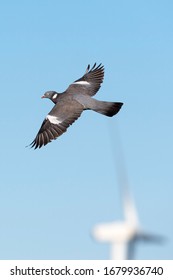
[30,100,84,149]
[66,63,104,97]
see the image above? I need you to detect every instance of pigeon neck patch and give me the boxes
[52,93,58,99]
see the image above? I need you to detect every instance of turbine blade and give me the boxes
[138,232,165,243]
[123,190,139,225]
[108,121,139,225]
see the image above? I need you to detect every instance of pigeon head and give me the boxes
[42,91,59,104]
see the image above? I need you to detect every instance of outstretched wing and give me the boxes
[66,63,104,96]
[29,100,84,149]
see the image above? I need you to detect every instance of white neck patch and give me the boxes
[52,93,58,99]
[73,81,90,85]
[46,115,61,125]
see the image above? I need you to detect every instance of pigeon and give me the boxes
[30,63,123,149]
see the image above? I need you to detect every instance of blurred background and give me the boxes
[0,0,172,259]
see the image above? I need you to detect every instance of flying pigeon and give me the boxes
[30,63,123,149]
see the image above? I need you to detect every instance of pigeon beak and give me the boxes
[41,95,45,98]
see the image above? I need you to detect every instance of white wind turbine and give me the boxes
[92,123,163,260]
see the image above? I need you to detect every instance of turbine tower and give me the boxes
[92,123,162,260]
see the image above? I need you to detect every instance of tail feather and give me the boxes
[92,101,123,117]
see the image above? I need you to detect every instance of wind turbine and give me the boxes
[92,123,163,260]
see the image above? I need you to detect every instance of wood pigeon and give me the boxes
[30,63,123,149]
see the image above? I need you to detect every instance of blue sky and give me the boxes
[0,0,173,259]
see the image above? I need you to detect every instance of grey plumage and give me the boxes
[30,63,123,149]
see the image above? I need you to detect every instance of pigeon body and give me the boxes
[30,63,123,149]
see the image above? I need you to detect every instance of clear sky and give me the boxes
[0,0,172,260]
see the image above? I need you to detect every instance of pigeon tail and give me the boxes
[91,100,123,117]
